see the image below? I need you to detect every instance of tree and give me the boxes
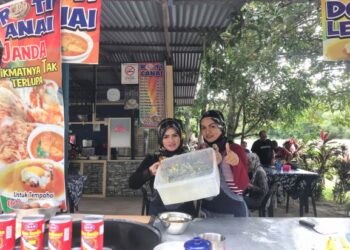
[190,1,350,141]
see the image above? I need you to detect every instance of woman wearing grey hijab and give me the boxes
[243,153,269,209]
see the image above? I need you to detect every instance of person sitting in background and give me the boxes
[283,139,300,159]
[241,141,250,154]
[128,118,196,216]
[271,140,293,162]
[199,110,249,217]
[243,153,269,209]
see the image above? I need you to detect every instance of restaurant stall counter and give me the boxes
[68,159,143,198]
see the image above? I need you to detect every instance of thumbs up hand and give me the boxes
[213,144,222,165]
[224,143,239,166]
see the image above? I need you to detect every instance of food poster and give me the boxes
[110,118,131,148]
[61,0,101,64]
[0,0,66,212]
[322,0,350,60]
[139,63,165,128]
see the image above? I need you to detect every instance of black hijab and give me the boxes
[200,110,229,153]
[157,118,185,157]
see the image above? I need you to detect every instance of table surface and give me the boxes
[271,168,319,176]
[154,217,350,250]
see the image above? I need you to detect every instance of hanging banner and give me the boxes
[61,0,101,64]
[322,0,350,60]
[121,63,138,84]
[139,63,165,128]
[0,0,66,212]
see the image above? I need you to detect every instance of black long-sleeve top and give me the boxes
[129,154,158,191]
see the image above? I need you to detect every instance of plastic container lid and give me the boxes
[154,148,220,205]
[184,237,211,250]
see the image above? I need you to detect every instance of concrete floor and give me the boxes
[76,196,348,217]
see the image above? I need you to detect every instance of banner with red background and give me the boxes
[61,0,101,64]
[0,0,65,212]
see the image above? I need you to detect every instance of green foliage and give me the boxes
[306,140,341,179]
[191,1,350,141]
[332,149,350,204]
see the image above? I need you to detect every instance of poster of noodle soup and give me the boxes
[61,0,101,64]
[139,63,165,128]
[0,0,66,212]
[321,0,350,60]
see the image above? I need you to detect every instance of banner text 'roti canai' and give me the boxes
[0,0,55,40]
[61,0,98,31]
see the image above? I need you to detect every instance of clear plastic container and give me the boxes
[154,148,220,205]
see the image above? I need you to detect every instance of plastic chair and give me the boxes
[141,186,150,215]
[259,182,278,217]
[286,176,318,217]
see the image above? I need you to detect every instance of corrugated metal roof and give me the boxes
[172,53,201,71]
[101,1,163,29]
[168,2,235,29]
[0,0,246,106]
[98,0,246,105]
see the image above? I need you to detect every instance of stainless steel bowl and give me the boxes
[158,212,192,235]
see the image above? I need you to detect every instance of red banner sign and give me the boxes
[61,0,101,64]
[0,0,65,212]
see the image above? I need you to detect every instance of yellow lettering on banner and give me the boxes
[42,60,58,73]
[0,66,41,78]
[46,62,57,72]
[12,77,43,88]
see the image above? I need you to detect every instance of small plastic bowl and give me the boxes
[158,212,192,235]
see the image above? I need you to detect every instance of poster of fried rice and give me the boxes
[0,0,65,212]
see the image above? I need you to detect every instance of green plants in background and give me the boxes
[333,147,350,204]
[306,131,342,199]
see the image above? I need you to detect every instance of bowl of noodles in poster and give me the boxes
[61,29,93,63]
[0,159,65,203]
[27,124,64,163]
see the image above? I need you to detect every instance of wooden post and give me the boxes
[165,64,174,118]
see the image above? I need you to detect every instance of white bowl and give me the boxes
[27,124,64,162]
[61,29,93,63]
[153,241,185,250]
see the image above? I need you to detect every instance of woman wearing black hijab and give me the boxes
[129,118,196,216]
[199,110,249,217]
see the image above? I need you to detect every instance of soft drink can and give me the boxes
[81,215,104,250]
[48,215,72,250]
[21,215,45,250]
[0,214,16,250]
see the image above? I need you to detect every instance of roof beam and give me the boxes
[160,0,172,64]
[101,26,225,33]
[174,84,197,86]
[101,42,202,47]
